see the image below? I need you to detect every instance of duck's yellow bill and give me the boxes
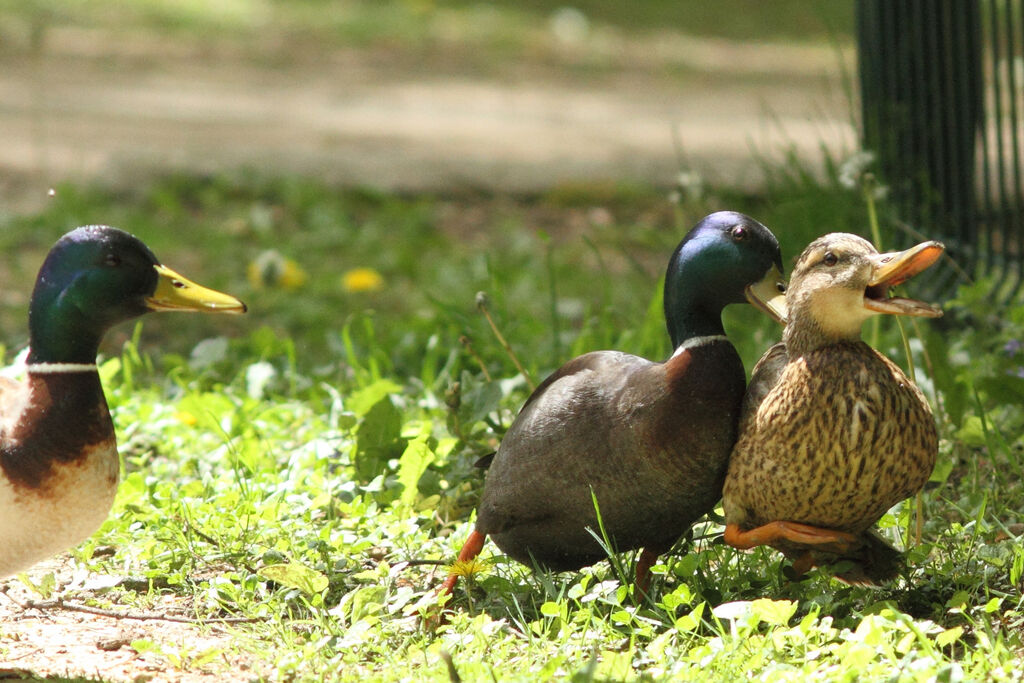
[745,263,788,324]
[868,241,945,288]
[146,264,248,314]
[863,241,944,318]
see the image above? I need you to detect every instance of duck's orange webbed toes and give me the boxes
[724,521,857,554]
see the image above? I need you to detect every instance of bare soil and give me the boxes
[0,558,261,681]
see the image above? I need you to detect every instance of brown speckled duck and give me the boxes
[722,232,944,584]
[0,226,246,577]
[440,212,787,599]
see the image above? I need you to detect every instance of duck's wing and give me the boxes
[476,351,651,529]
[517,352,608,413]
[470,353,611,473]
[738,342,788,432]
[0,376,21,396]
[0,376,27,435]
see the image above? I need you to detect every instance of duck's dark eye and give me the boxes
[822,251,839,266]
[731,225,747,241]
[776,282,787,293]
[103,254,121,267]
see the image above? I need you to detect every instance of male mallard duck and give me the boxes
[440,212,787,598]
[722,233,943,584]
[0,226,246,577]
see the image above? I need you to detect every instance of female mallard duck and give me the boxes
[440,212,787,598]
[722,233,943,585]
[0,225,246,577]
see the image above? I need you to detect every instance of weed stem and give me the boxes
[476,292,535,390]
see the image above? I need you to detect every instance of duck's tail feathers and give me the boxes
[831,529,904,587]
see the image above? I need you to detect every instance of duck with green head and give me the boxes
[0,226,246,577]
[439,212,786,600]
[723,233,944,584]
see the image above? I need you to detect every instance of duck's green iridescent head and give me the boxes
[27,226,247,364]
[664,212,786,348]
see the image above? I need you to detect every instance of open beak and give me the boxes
[863,241,944,317]
[146,264,248,314]
[745,263,788,324]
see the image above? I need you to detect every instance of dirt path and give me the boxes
[0,558,261,681]
[1,27,855,214]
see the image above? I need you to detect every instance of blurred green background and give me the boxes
[0,0,857,374]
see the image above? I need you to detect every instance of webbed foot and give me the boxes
[724,521,857,555]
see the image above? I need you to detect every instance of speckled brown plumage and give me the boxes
[722,232,944,584]
[723,341,937,540]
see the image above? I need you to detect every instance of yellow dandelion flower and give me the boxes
[247,250,308,291]
[445,556,491,581]
[341,267,384,293]
[175,411,198,426]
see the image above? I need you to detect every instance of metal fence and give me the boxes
[858,0,1024,299]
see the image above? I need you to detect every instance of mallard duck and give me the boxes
[0,225,246,577]
[722,232,943,585]
[440,211,787,599]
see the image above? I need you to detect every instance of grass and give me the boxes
[0,0,854,68]
[444,0,854,42]
[1,162,1023,681]
[0,0,854,42]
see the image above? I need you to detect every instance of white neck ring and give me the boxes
[27,362,99,374]
[671,334,729,358]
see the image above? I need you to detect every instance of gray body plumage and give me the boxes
[478,339,746,571]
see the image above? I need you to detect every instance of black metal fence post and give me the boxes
[858,0,1023,300]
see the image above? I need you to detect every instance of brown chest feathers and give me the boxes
[0,371,116,492]
[724,341,938,535]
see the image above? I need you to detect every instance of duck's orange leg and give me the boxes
[724,521,857,554]
[438,529,487,598]
[634,548,658,598]
[790,551,816,577]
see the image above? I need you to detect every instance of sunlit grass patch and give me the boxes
[1,170,1023,680]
